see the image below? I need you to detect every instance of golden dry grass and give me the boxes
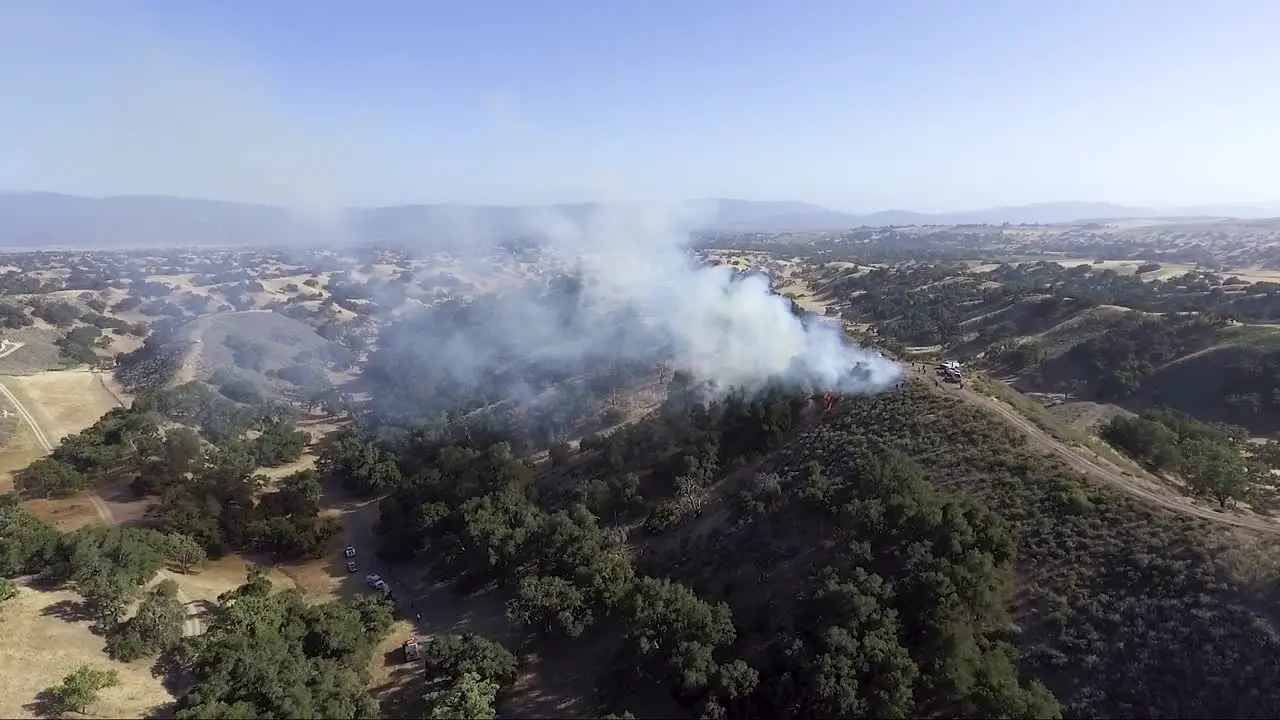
[773,284,823,310]
[967,257,1280,286]
[1217,266,1280,284]
[0,585,174,719]
[102,332,145,357]
[164,556,297,604]
[0,418,46,494]
[365,619,420,697]
[0,563,297,717]
[0,369,126,499]
[22,495,104,533]
[144,274,201,291]
[3,370,123,444]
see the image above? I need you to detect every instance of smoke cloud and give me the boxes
[523,201,903,395]
[370,200,902,427]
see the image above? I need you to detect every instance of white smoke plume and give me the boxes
[385,199,904,406]
[541,201,902,394]
[582,202,899,395]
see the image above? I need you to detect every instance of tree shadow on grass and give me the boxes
[370,660,425,719]
[22,688,65,719]
[150,646,193,695]
[40,597,96,624]
[191,598,218,620]
[144,700,178,720]
[25,573,66,592]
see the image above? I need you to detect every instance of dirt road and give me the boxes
[0,372,204,635]
[0,380,52,451]
[786,267,1280,535]
[83,486,205,636]
[908,363,1280,535]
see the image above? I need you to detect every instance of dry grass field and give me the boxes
[0,557,300,719]
[0,418,46,495]
[2,370,124,443]
[0,369,125,503]
[0,586,174,719]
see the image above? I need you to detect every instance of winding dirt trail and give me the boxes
[0,381,52,451]
[916,365,1280,535]
[0,371,204,635]
[793,270,1280,536]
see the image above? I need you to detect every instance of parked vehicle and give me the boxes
[403,638,421,661]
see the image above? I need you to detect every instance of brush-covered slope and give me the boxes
[183,311,354,398]
[954,295,1096,357]
[1130,329,1280,432]
[646,385,1280,718]
[999,312,1280,432]
[185,311,332,372]
[346,370,1280,719]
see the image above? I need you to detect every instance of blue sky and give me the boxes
[1,0,1278,211]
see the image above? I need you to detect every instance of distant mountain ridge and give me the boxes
[1,192,1278,249]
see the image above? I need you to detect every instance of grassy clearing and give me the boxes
[22,496,104,533]
[3,371,123,444]
[0,369,123,500]
[970,256,1280,287]
[166,556,297,604]
[1219,266,1280,284]
[0,411,47,495]
[0,585,174,719]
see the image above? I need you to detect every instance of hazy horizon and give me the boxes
[2,0,1278,214]
[6,191,1280,218]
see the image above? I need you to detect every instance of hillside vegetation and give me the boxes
[805,259,1280,433]
[328,370,1280,718]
